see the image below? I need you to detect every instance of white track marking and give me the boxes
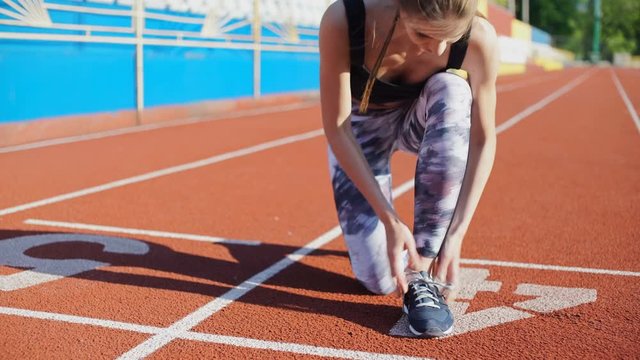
[446,304,532,337]
[460,258,640,277]
[0,306,163,334]
[390,268,599,338]
[118,69,597,358]
[0,72,570,155]
[114,230,343,358]
[0,71,564,155]
[513,284,597,313]
[182,332,428,360]
[611,69,640,134]
[23,219,260,246]
[116,183,416,359]
[390,268,533,337]
[0,233,149,291]
[0,101,319,154]
[0,69,595,218]
[386,68,596,224]
[496,69,595,133]
[0,306,429,360]
[0,129,324,217]
[496,72,561,93]
[455,268,502,300]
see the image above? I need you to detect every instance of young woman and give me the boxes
[319,0,498,337]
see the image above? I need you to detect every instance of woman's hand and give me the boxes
[385,219,421,297]
[432,233,464,302]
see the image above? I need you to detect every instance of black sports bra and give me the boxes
[343,0,471,104]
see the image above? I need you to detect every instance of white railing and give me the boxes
[0,0,51,25]
[0,0,330,47]
[0,0,333,119]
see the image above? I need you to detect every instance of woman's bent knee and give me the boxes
[358,275,397,295]
[425,72,472,100]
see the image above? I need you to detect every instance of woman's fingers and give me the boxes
[391,252,408,296]
[395,276,407,297]
[435,256,460,302]
[448,257,459,285]
[435,256,448,282]
[404,236,421,271]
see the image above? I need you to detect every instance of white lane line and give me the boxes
[389,69,594,213]
[496,68,595,133]
[611,69,640,134]
[116,184,416,360]
[0,129,324,217]
[23,219,261,246]
[0,69,587,219]
[0,101,319,154]
[0,71,562,155]
[496,72,561,93]
[0,70,570,156]
[183,332,429,360]
[0,306,162,334]
[0,306,428,360]
[118,68,596,359]
[461,258,640,277]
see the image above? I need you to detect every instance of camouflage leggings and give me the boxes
[328,72,472,295]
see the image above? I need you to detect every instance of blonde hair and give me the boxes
[400,0,478,22]
[358,0,478,114]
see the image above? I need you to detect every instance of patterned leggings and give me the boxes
[328,72,473,295]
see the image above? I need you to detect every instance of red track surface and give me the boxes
[1,67,639,359]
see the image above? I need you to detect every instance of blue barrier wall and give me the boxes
[0,42,319,123]
[0,1,320,124]
[143,46,254,107]
[0,40,136,123]
[261,51,319,95]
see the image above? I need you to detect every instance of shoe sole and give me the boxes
[403,304,454,338]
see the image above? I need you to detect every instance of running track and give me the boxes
[0,67,638,359]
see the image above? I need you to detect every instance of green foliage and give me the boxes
[604,31,636,54]
[510,0,640,60]
[600,0,640,58]
[528,0,581,40]
[522,0,588,57]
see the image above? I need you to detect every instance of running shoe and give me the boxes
[403,271,454,337]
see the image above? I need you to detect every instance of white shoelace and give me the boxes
[411,276,452,309]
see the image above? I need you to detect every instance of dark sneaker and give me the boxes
[403,271,454,337]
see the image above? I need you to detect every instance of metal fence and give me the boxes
[0,0,331,121]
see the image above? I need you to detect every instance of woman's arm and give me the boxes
[431,18,499,299]
[320,3,399,226]
[447,17,499,243]
[319,3,420,295]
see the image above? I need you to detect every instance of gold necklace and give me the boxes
[358,7,400,114]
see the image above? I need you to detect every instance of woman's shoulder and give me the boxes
[469,16,498,51]
[319,1,350,64]
[464,16,499,80]
[320,1,348,32]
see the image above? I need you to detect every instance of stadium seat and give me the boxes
[70,0,330,27]
[88,0,116,5]
[238,0,253,20]
[167,0,189,13]
[186,0,206,15]
[116,0,133,7]
[144,0,167,10]
[261,0,278,23]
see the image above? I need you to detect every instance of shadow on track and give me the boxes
[0,229,400,334]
